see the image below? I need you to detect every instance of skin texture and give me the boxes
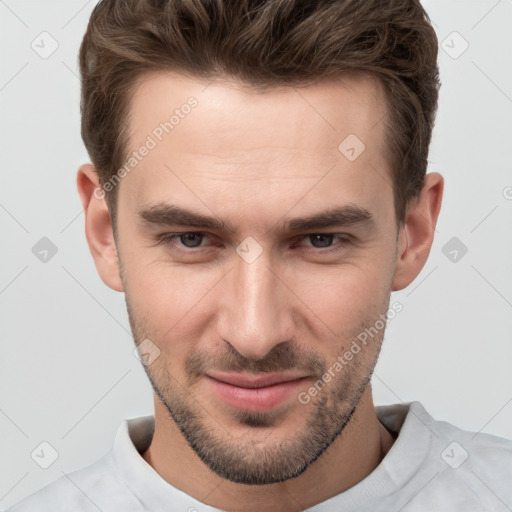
[77,72,443,512]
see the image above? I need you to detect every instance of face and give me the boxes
[115,72,399,484]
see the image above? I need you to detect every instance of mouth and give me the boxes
[205,372,309,413]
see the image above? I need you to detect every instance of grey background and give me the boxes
[1,0,511,508]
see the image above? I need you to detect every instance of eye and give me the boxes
[156,232,352,254]
[175,232,206,248]
[298,234,352,250]
[158,232,211,249]
[307,234,335,248]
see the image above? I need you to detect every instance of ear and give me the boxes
[392,172,444,291]
[77,164,124,292]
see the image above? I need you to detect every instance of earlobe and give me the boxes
[77,164,124,292]
[392,173,444,291]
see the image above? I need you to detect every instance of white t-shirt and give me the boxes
[7,402,512,511]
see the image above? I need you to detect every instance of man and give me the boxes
[9,0,511,510]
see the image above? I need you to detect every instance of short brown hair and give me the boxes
[79,0,440,226]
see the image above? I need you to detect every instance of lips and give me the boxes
[206,372,309,412]
[207,371,308,388]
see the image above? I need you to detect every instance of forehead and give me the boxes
[120,71,392,226]
[128,70,388,152]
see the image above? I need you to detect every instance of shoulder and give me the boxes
[431,409,511,487]
[409,402,512,509]
[417,402,512,470]
[6,453,144,512]
[7,416,155,512]
[372,401,512,510]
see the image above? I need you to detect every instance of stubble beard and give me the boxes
[126,296,386,485]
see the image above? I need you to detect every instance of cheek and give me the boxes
[123,253,219,342]
[292,261,392,335]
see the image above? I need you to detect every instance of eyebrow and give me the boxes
[137,202,374,234]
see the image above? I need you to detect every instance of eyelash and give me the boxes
[156,232,352,254]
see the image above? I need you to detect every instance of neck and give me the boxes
[142,385,395,511]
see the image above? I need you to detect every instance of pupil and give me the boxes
[310,234,333,248]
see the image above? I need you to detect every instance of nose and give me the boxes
[216,246,295,361]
